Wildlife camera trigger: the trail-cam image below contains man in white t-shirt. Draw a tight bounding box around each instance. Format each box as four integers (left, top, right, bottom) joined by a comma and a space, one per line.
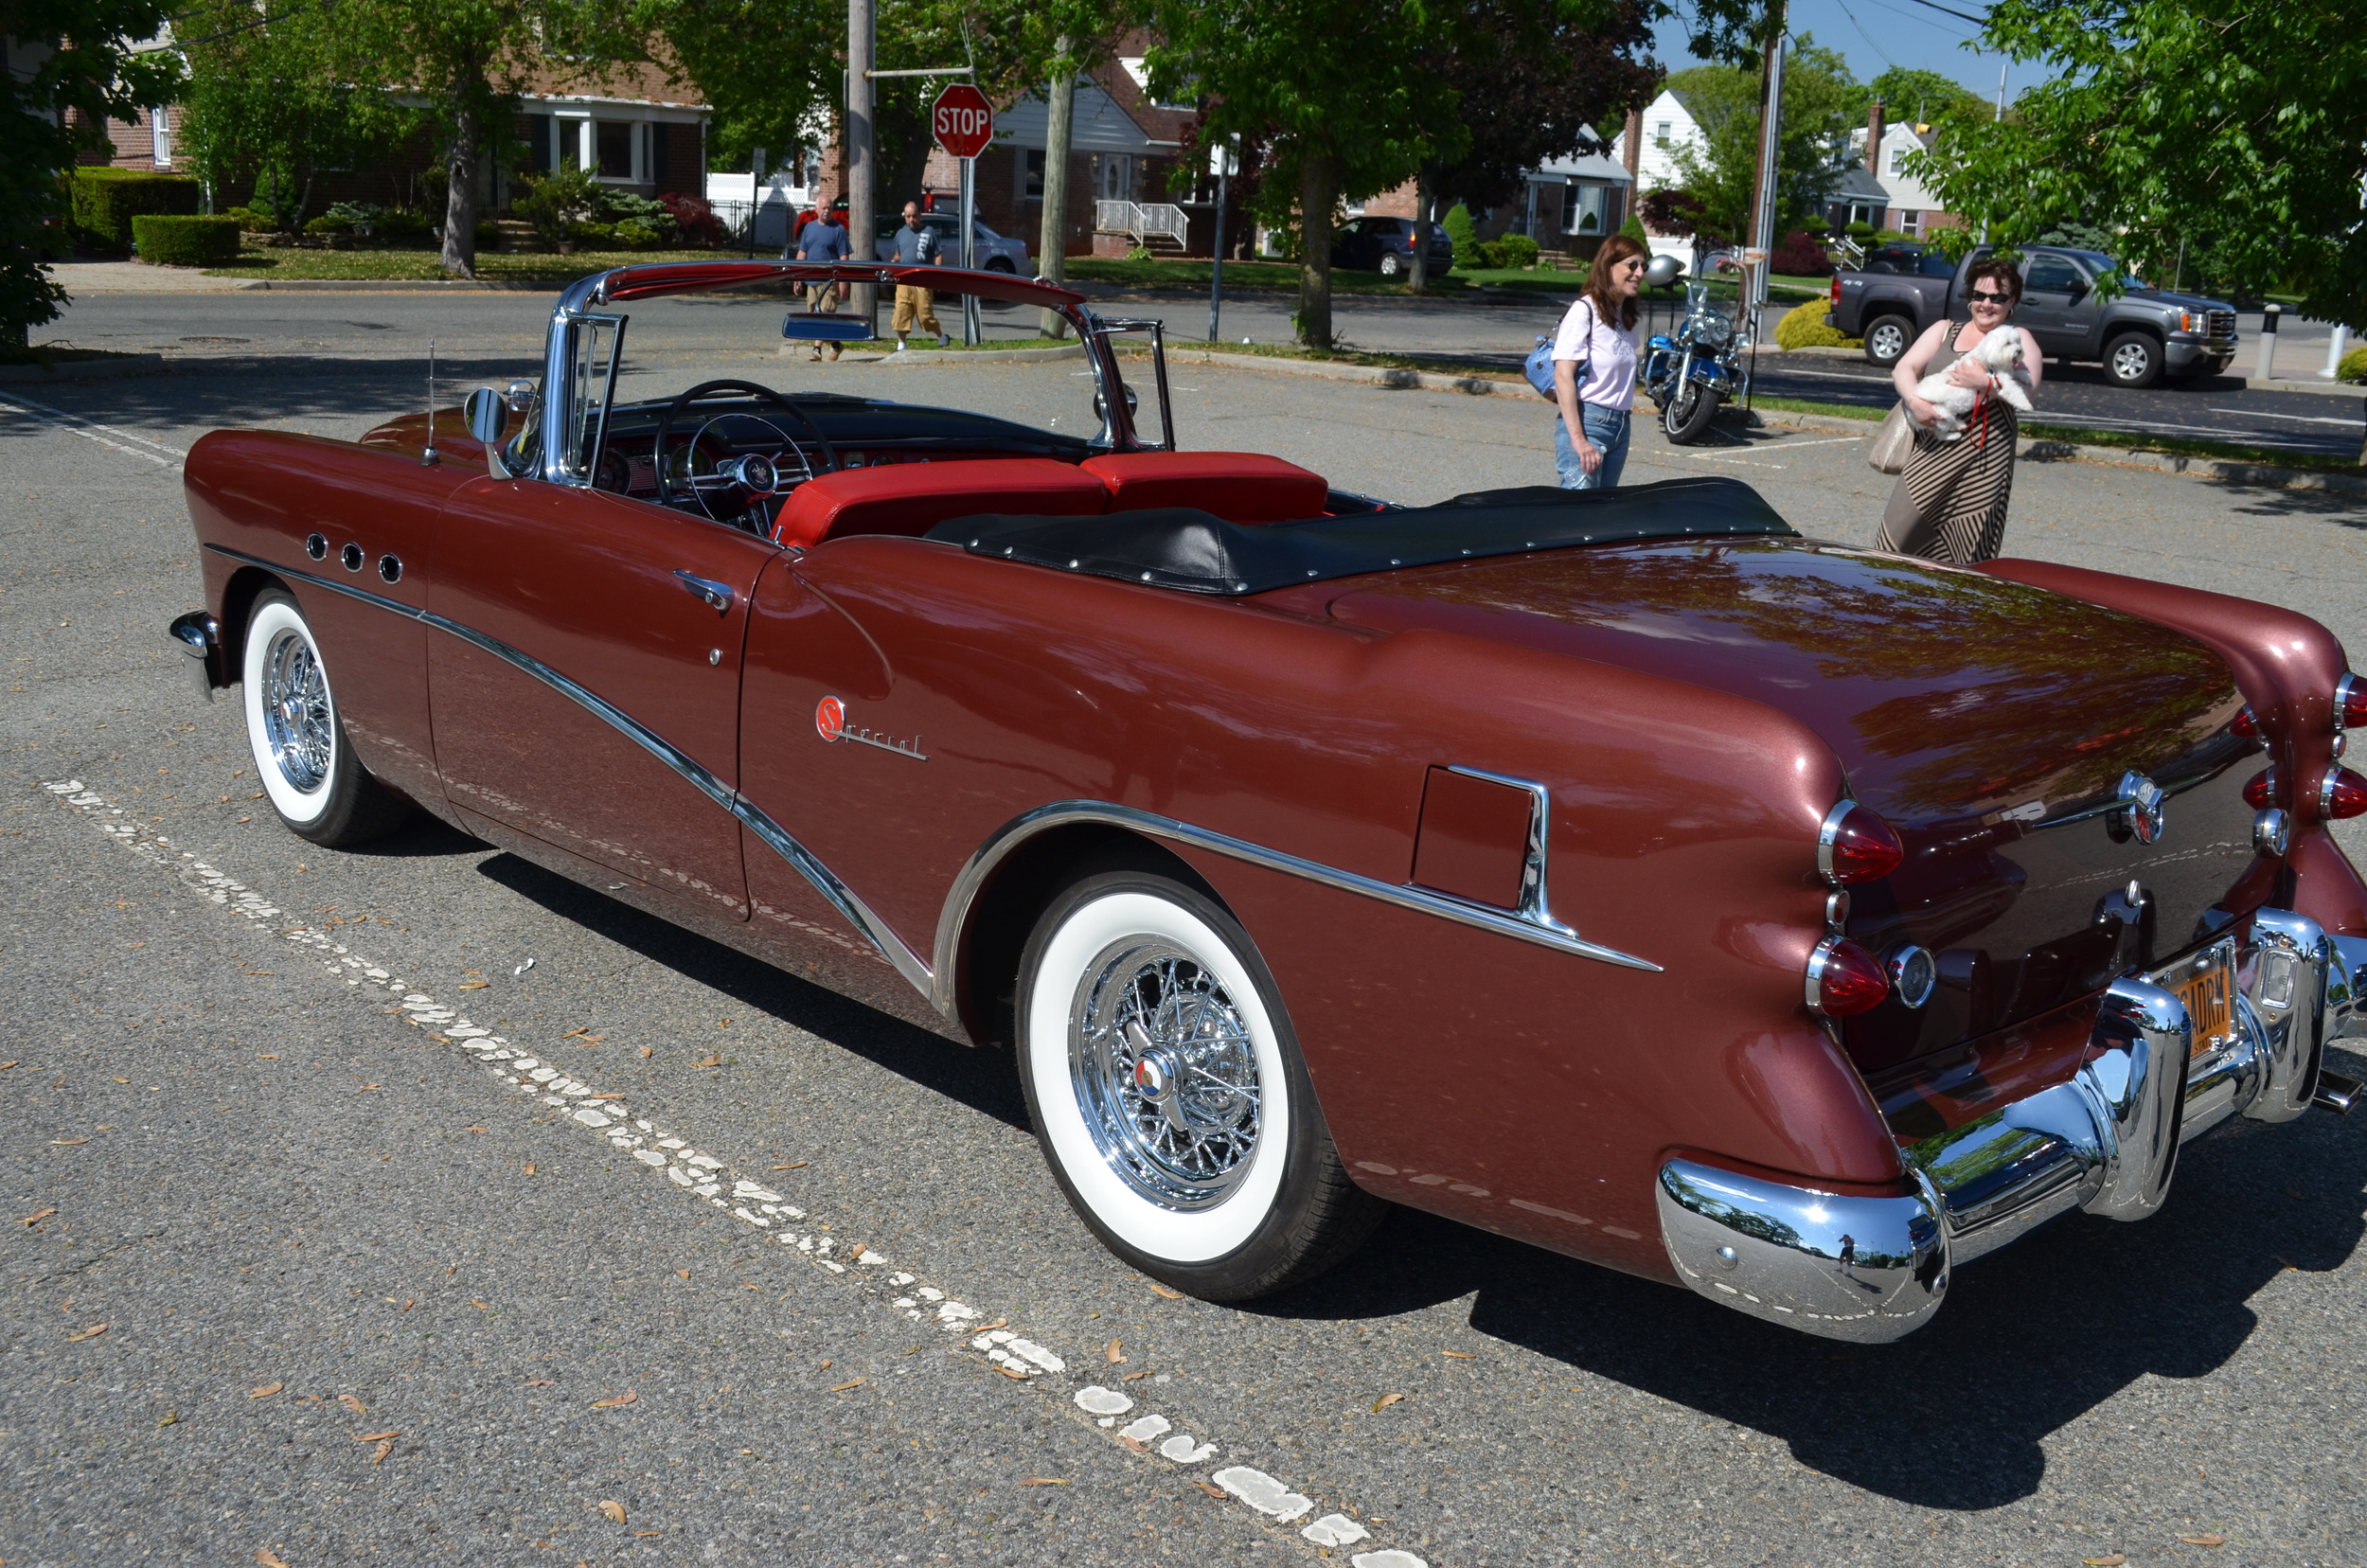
1551, 239, 1647, 489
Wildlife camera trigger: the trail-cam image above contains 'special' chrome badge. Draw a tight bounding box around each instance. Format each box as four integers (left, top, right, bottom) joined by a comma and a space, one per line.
813, 694, 927, 761
2114, 770, 2166, 845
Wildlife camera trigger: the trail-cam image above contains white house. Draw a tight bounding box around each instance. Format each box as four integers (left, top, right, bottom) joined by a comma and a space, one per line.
1848, 105, 1952, 239
1633, 89, 1704, 194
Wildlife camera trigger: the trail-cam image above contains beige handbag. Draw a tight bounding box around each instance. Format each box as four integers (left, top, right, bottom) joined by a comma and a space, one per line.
1868, 402, 1917, 474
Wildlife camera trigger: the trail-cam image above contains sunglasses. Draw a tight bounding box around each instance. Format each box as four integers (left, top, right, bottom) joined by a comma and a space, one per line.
1967, 290, 2015, 304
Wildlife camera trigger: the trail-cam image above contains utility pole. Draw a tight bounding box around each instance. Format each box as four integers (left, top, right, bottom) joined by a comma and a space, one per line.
1743, 0, 1788, 327
846, 0, 877, 338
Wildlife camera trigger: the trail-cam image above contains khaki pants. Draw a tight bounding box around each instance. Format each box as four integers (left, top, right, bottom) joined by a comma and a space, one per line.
892, 285, 940, 337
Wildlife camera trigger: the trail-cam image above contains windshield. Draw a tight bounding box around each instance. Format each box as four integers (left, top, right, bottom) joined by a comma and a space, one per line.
2066, 249, 2148, 290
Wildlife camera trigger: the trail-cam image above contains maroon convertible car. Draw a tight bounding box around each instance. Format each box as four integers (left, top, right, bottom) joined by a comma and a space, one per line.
169, 260, 2367, 1342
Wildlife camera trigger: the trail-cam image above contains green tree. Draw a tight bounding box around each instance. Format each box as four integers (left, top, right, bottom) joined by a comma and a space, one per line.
1916, 0, 2367, 329
1664, 39, 1856, 245
1146, 0, 1466, 347
179, 0, 389, 232
1847, 66, 1988, 134
2, 0, 182, 353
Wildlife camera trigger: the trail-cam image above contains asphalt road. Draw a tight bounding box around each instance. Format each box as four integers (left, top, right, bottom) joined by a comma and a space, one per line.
6, 329, 2367, 1567
49, 285, 2367, 461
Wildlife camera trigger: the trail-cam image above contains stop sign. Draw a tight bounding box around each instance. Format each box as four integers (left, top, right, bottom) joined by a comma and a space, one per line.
932, 82, 993, 160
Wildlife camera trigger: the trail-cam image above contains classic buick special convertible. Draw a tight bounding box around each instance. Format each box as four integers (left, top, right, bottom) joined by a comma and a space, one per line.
170, 260, 2367, 1342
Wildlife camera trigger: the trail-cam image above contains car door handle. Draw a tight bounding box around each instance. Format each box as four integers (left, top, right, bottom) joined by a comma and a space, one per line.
674, 570, 734, 613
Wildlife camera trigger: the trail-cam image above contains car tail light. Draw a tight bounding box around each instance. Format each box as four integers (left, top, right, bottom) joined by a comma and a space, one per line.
2339, 674, 2365, 730
2323, 767, 2367, 819
1806, 936, 1889, 1017
1817, 800, 1904, 883
1829, 276, 1842, 306
2231, 704, 2261, 743
2243, 768, 2280, 809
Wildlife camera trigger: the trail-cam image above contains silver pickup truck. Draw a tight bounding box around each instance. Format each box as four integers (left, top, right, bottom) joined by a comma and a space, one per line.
1830, 243, 2238, 388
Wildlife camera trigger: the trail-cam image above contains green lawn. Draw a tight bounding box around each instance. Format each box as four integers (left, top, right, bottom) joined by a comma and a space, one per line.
1062, 256, 1830, 304
1751, 393, 2358, 474
204, 247, 730, 282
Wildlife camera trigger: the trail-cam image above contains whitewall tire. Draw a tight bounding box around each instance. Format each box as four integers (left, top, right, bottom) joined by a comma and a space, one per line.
1016, 866, 1383, 1300
240, 589, 408, 846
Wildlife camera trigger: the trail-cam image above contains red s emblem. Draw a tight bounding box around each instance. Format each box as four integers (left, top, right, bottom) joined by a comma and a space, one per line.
814, 695, 845, 741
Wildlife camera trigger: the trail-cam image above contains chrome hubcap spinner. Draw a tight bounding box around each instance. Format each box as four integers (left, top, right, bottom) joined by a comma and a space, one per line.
260, 627, 332, 793
1071, 938, 1261, 1210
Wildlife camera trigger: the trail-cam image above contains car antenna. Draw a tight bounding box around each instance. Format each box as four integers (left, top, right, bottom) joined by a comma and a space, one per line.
421, 338, 438, 467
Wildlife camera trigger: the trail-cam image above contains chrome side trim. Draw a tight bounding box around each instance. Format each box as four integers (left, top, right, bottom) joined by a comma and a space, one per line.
1441, 763, 1584, 945
1654, 1159, 1950, 1343
168, 610, 222, 703
929, 799, 1662, 1020
204, 543, 935, 1000
1814, 798, 1855, 882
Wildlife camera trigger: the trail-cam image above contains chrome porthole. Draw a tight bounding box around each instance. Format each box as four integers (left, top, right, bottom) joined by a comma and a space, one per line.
1889, 944, 1938, 1009
340, 542, 365, 572
1069, 938, 1262, 1210
378, 552, 402, 583
258, 626, 333, 793
305, 532, 329, 561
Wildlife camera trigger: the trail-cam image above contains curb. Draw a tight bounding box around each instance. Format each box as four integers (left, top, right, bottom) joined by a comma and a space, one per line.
1166, 347, 1536, 399
2241, 376, 2365, 399
205, 276, 558, 292
1752, 408, 2367, 496
871, 344, 1087, 365
0, 353, 167, 383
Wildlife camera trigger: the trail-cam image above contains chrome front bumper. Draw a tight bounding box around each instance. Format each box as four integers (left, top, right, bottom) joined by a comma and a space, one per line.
1659, 907, 2367, 1342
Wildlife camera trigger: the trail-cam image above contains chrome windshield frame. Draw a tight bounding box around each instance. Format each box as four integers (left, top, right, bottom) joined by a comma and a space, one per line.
530, 261, 1161, 489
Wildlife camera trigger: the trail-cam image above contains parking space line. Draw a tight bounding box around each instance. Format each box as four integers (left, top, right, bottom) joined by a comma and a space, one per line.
39, 775, 1423, 1568
0, 390, 187, 468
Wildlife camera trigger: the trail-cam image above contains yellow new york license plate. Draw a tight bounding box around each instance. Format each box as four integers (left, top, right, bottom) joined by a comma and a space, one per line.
2177, 962, 2234, 1058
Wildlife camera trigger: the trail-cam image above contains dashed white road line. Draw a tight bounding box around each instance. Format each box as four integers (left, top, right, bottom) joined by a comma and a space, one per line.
41, 777, 1427, 1567
0, 390, 187, 468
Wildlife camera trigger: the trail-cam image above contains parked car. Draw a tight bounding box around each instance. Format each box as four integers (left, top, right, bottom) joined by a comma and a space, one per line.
1858, 242, 1956, 277
871, 210, 1031, 274
169, 258, 2367, 1345
1331, 215, 1454, 276
1830, 243, 2238, 387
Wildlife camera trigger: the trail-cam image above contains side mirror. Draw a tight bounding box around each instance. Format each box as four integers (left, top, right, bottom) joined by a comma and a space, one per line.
504, 379, 537, 413
2064, 279, 2087, 302
1092, 383, 1140, 422
1644, 254, 1685, 289
464, 385, 507, 444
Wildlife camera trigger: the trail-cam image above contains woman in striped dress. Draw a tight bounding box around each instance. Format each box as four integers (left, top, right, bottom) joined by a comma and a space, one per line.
1877, 258, 2045, 563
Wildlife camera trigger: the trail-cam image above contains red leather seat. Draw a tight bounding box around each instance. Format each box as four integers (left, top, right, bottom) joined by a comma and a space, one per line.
774, 458, 1108, 548
1082, 451, 1329, 524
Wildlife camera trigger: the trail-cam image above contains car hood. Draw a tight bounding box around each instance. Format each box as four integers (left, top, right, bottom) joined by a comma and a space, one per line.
2129, 287, 2235, 313
1326, 537, 2261, 1070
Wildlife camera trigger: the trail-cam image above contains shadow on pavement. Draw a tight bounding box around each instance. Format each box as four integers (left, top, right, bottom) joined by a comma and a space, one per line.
2214, 483, 2367, 524
1248, 1051, 2367, 1511
469, 850, 1033, 1133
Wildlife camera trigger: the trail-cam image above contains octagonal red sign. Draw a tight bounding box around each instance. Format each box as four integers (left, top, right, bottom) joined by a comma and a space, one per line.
932, 83, 994, 160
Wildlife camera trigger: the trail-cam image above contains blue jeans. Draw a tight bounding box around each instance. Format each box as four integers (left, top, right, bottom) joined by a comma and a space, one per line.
1555, 404, 1630, 490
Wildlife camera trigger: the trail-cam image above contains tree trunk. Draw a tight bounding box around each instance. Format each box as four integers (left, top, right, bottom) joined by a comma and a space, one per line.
1037, 51, 1077, 340
846, 0, 876, 332
1407, 161, 1435, 295
1295, 145, 1337, 349
441, 98, 479, 278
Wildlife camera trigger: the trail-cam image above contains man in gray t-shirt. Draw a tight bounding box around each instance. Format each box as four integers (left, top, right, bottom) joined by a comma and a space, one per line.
792, 201, 853, 360
891, 202, 948, 349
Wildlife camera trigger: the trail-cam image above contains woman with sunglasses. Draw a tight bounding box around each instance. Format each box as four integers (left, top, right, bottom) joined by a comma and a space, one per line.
1876, 258, 2045, 563
1551, 235, 1650, 489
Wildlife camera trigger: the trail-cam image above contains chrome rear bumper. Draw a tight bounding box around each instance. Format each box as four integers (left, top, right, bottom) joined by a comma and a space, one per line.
1659, 907, 2363, 1342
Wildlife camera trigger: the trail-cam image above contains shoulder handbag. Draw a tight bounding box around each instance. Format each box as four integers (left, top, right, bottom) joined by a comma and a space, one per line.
1526, 298, 1592, 401
1868, 402, 1917, 473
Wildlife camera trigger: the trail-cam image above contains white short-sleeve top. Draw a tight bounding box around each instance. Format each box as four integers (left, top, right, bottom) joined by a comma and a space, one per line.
1551, 294, 1641, 410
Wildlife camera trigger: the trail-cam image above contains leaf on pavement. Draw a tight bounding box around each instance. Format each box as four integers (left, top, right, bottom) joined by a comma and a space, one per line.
591, 1390, 638, 1408
1105, 1339, 1125, 1363
354, 1430, 400, 1442
522, 1164, 537, 1176
675, 1270, 689, 1280
692, 1055, 722, 1068
1371, 1393, 1404, 1413
597, 1500, 628, 1524
1120, 1370, 1153, 1381
249, 1381, 283, 1399
996, 1364, 1030, 1380
457, 981, 489, 989
771, 1162, 807, 1170
20, 1207, 57, 1226
66, 1323, 107, 1343
0, 1060, 18, 1069
524, 1380, 555, 1388
1148, 1283, 1185, 1300
828, 1379, 865, 1393
1443, 1350, 1474, 1359
1194, 1480, 1227, 1500
158, 1410, 179, 1427
2179, 1536, 2225, 1547
2083, 1556, 2127, 1566
370, 1438, 392, 1465
256, 1549, 291, 1568
337, 1394, 367, 1415
1020, 1478, 1068, 1487
472, 1300, 492, 1310
50, 1138, 90, 1147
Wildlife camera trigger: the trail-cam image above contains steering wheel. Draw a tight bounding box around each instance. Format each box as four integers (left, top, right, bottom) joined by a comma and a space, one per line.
651, 379, 839, 518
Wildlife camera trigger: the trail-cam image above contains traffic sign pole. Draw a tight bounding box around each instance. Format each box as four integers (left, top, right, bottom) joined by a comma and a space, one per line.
930, 81, 994, 348
959, 156, 980, 346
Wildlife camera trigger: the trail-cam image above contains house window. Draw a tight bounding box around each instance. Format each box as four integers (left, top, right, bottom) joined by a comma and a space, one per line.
1897, 209, 1922, 237
558, 116, 586, 170
1654, 121, 1671, 146
1096, 153, 1133, 203
595, 120, 634, 180
149, 106, 171, 167
1886, 147, 1905, 176
1564, 183, 1610, 236
1020, 148, 1044, 200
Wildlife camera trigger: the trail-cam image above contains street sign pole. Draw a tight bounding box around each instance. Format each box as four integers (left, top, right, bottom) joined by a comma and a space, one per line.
1206, 136, 1237, 344
959, 155, 980, 346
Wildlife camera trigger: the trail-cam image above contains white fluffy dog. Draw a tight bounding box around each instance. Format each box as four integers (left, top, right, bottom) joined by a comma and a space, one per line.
1913, 327, 2035, 439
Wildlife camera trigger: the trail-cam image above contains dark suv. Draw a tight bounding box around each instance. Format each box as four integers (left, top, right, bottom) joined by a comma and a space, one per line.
1332, 216, 1455, 277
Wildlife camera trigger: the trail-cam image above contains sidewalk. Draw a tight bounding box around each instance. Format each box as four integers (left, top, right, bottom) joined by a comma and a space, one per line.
47, 259, 263, 294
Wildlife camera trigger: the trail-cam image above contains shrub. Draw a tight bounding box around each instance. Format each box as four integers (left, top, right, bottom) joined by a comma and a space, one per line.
570, 220, 617, 247
474, 220, 503, 252
1441, 204, 1479, 257
1773, 300, 1861, 350
304, 213, 352, 235
1494, 234, 1540, 271
373, 210, 432, 244
1771, 229, 1832, 277
71, 169, 201, 251
514, 168, 601, 249
598, 189, 678, 239
1619, 214, 1648, 244
224, 205, 274, 231
2340, 345, 2367, 385
657, 192, 724, 247
132, 214, 241, 267
613, 219, 662, 250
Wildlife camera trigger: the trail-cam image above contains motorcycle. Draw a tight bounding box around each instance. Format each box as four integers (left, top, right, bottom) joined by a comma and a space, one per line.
1639, 256, 1752, 445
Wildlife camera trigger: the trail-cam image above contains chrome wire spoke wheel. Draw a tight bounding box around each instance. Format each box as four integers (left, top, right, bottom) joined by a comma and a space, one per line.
1072, 940, 1262, 1210
260, 628, 332, 793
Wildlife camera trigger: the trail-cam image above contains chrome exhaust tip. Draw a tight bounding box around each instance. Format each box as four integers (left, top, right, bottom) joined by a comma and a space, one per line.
2313, 1071, 2362, 1115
